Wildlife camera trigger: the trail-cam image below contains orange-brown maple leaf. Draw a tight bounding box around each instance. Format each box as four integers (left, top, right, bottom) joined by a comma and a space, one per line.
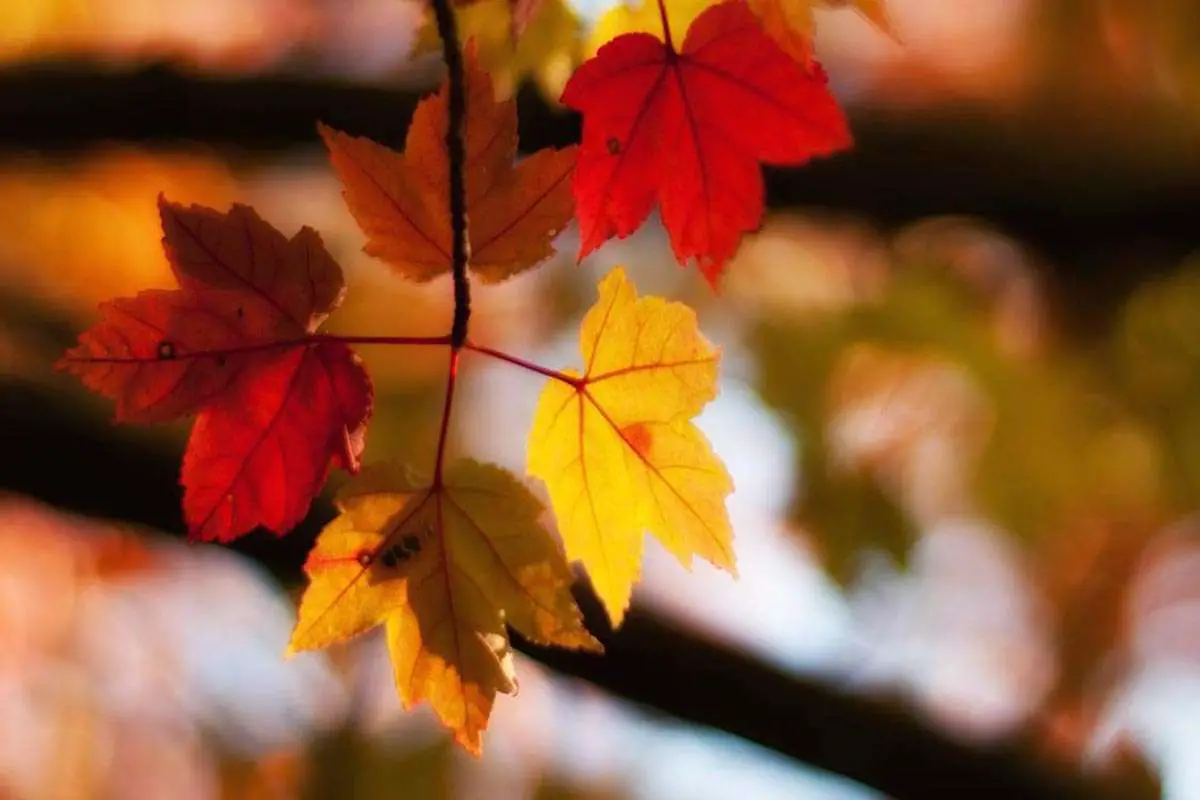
289, 459, 598, 754
561, 0, 852, 288
58, 198, 373, 543
322, 47, 577, 284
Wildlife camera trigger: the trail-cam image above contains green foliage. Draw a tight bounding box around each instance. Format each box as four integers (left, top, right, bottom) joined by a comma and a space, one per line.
752, 263, 1144, 579
1115, 260, 1200, 509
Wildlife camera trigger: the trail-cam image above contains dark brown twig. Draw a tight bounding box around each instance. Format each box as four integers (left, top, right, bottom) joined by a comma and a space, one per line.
428, 0, 471, 349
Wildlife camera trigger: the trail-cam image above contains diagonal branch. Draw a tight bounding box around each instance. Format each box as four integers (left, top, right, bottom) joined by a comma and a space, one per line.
0, 364, 1114, 799
1, 60, 1194, 337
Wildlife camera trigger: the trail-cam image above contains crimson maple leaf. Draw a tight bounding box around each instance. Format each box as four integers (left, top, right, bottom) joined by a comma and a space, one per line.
58, 198, 373, 543
562, 0, 852, 287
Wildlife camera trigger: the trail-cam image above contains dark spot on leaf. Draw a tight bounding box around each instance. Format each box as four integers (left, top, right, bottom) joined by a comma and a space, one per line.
606, 136, 621, 155
620, 421, 654, 457
236, 306, 245, 319
380, 548, 400, 569
215, 355, 227, 368
156, 341, 176, 360
402, 535, 421, 554
355, 550, 372, 567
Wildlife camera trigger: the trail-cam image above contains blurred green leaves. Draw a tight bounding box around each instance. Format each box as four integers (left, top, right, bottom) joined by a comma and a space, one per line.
752, 257, 1168, 584
1116, 259, 1200, 509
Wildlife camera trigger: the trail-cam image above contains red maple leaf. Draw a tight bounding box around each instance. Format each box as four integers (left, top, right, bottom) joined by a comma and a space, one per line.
58, 198, 373, 543
562, 0, 852, 287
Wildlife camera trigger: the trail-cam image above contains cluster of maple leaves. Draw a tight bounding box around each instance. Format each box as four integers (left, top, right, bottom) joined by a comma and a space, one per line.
58, 0, 873, 753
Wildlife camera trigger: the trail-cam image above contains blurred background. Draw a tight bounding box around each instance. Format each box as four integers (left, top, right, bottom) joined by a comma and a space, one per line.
4, 0, 1200, 797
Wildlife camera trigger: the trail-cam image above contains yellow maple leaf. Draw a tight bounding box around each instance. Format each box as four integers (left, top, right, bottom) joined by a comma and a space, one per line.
320, 48, 576, 284
288, 459, 599, 755
527, 267, 736, 625
414, 0, 583, 101
584, 0, 711, 56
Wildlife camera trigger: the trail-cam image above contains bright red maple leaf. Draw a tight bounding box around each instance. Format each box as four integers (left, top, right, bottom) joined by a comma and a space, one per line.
58, 197, 373, 543
562, 0, 853, 287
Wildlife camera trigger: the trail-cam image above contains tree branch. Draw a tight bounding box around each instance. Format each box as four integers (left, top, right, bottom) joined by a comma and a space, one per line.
0, 368, 1111, 799
1, 59, 1195, 337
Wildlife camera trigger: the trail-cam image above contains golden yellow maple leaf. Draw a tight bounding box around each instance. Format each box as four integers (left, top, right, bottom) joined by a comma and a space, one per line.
527, 267, 736, 625
415, 0, 583, 101
320, 48, 576, 284
288, 459, 599, 754
584, 0, 711, 56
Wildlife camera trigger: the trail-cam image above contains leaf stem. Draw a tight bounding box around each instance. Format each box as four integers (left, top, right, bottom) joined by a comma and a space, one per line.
321, 334, 451, 347
463, 341, 582, 387
58, 333, 452, 365
432, 348, 461, 486
429, 0, 471, 349
655, 0, 675, 51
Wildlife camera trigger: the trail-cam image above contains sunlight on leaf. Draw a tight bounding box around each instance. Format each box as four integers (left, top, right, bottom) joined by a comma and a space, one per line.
563, 0, 852, 287
585, 0, 710, 56
528, 267, 735, 624
289, 459, 598, 755
323, 48, 576, 284
57, 198, 373, 543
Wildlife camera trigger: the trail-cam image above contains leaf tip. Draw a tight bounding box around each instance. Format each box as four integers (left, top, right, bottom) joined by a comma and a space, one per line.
315, 119, 339, 143
578, 631, 605, 654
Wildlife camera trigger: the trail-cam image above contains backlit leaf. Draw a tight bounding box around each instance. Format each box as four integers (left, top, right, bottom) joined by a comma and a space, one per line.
288, 459, 598, 754
58, 198, 373, 543
562, 0, 852, 288
323, 49, 576, 284
527, 267, 735, 624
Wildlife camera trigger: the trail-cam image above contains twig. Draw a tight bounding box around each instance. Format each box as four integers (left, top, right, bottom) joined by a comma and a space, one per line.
428, 0, 471, 349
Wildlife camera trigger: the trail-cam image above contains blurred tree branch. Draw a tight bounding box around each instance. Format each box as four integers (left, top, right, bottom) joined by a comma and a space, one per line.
1, 296, 1113, 800
2, 59, 1200, 335
0, 377, 1111, 799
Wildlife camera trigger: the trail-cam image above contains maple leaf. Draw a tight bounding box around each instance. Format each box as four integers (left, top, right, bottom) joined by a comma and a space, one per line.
58, 198, 373, 543
562, 0, 852, 289
323, 50, 576, 284
527, 267, 735, 624
748, 0, 896, 65
288, 459, 599, 754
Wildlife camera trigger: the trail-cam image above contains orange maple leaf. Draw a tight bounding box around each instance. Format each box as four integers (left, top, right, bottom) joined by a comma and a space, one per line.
527, 267, 736, 624
288, 459, 599, 754
321, 47, 577, 284
58, 198, 373, 543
